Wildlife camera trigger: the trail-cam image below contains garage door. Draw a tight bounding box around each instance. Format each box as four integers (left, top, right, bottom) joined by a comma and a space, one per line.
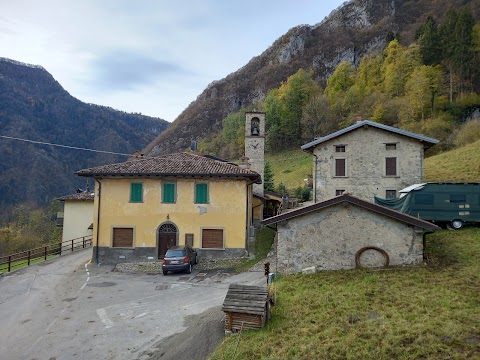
112, 228, 134, 247
202, 229, 224, 248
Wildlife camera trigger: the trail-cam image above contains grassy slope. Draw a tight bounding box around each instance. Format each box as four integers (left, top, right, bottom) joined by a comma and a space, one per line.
210, 229, 480, 359
266, 149, 313, 191
425, 140, 480, 182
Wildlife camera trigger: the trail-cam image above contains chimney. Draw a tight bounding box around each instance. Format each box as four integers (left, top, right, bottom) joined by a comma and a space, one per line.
238, 155, 250, 169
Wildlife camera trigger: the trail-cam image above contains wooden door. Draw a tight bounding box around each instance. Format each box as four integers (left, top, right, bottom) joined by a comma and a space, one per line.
158, 223, 178, 258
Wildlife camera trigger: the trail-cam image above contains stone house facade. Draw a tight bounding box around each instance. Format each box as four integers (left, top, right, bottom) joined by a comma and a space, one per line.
262, 194, 440, 274
301, 120, 438, 202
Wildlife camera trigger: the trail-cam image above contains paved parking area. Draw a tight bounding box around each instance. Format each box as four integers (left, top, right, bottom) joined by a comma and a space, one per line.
0, 249, 266, 360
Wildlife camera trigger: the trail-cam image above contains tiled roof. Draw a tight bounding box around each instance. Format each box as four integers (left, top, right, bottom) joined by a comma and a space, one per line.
76, 152, 262, 183
261, 193, 440, 231
57, 192, 94, 201
301, 120, 439, 151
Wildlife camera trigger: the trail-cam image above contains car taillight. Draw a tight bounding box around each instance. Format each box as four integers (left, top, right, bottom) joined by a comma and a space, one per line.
184, 256, 189, 263
162, 258, 167, 264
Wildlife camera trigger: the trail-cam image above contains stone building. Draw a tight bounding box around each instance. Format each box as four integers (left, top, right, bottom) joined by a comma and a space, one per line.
262, 194, 440, 274
245, 111, 266, 197
301, 120, 438, 202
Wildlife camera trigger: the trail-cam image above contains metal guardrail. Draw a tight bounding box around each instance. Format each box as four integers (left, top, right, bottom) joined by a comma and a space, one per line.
0, 235, 93, 273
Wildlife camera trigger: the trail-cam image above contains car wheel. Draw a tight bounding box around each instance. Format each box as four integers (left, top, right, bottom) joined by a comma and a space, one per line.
450, 219, 464, 230
163, 270, 168, 275
186, 263, 192, 274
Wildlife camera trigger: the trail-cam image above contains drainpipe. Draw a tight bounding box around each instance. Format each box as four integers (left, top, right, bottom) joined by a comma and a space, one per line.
94, 178, 102, 265
313, 153, 318, 203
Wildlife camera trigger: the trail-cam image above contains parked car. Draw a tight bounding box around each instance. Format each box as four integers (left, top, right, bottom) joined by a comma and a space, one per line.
162, 245, 198, 275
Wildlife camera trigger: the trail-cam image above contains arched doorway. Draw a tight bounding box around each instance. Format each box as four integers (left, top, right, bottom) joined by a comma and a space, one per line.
157, 222, 178, 258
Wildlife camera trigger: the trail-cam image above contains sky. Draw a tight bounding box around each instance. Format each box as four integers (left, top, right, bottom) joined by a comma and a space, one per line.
1, 1, 345, 122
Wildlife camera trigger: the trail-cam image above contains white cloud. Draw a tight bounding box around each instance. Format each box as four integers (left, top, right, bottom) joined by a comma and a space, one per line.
0, 0, 345, 122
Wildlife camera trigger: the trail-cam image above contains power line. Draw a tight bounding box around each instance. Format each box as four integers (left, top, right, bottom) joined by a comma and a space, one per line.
0, 135, 132, 156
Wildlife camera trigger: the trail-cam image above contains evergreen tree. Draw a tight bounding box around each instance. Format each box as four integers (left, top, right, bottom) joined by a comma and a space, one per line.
263, 161, 275, 192
418, 16, 442, 65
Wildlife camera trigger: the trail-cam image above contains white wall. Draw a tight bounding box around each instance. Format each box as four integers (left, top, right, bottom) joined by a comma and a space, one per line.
62, 200, 94, 242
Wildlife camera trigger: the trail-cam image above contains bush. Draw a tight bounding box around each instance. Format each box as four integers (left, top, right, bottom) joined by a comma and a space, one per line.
453, 119, 480, 148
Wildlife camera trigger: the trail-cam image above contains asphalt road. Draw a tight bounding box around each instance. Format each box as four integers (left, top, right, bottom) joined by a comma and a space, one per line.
0, 249, 266, 360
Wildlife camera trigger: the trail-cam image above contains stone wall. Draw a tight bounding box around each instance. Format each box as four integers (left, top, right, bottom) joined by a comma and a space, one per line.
94, 246, 246, 265
276, 202, 424, 274
313, 126, 424, 202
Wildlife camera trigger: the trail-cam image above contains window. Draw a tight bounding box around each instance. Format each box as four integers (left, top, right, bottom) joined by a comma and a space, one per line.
336, 190, 345, 196
162, 182, 176, 203
335, 145, 346, 152
202, 229, 223, 248
386, 190, 397, 199
415, 194, 434, 205
385, 157, 397, 176
385, 143, 397, 150
112, 227, 134, 247
335, 158, 346, 177
130, 183, 143, 202
450, 194, 466, 203
195, 183, 209, 203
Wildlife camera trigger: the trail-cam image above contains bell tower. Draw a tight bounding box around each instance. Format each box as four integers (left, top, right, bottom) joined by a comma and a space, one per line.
245, 111, 265, 196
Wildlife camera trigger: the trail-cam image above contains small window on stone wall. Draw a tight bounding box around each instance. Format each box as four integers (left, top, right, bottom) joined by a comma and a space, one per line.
386, 190, 397, 199
336, 190, 345, 196
335, 145, 346, 152
385, 143, 397, 150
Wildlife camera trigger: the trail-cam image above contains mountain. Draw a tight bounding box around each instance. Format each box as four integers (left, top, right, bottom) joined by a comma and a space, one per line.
145, 0, 480, 156
0, 58, 169, 206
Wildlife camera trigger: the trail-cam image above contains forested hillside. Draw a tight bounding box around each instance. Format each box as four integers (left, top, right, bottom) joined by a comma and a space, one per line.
199, 7, 480, 167
146, 0, 480, 157
0, 58, 169, 207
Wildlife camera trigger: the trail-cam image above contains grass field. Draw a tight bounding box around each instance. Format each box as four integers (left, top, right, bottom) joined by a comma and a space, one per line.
210, 228, 480, 359
266, 149, 313, 191
425, 140, 480, 182
0, 254, 56, 273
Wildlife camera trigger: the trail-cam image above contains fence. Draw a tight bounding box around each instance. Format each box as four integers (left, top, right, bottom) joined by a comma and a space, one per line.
0, 235, 93, 273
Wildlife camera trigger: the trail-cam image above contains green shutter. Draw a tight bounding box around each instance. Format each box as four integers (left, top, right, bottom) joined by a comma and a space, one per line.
163, 183, 175, 203
195, 183, 208, 203
130, 183, 143, 202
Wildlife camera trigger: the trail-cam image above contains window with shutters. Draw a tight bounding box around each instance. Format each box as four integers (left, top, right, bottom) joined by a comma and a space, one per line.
112, 227, 134, 248
162, 182, 176, 203
334, 158, 347, 177
201, 229, 224, 248
385, 157, 397, 176
130, 183, 143, 202
195, 183, 209, 204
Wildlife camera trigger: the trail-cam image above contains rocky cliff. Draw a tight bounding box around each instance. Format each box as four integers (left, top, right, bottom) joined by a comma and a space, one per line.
145, 0, 479, 156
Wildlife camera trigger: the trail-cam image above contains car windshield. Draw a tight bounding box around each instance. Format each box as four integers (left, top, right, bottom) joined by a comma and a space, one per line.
165, 250, 185, 257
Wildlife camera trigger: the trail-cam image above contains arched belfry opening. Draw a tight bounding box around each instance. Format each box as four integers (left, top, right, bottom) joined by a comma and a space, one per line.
251, 117, 260, 136
157, 222, 178, 258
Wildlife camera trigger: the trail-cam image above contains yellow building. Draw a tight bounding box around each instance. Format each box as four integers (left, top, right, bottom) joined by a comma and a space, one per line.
77, 152, 261, 264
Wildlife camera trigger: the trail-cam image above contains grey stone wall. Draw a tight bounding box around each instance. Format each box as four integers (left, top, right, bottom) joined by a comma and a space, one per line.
276, 202, 424, 274
245, 112, 265, 196
93, 247, 247, 265
313, 126, 424, 202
